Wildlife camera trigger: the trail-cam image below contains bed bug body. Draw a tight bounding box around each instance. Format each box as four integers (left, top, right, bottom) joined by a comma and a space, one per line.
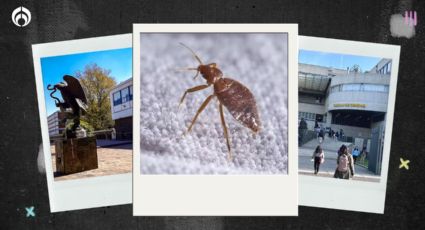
178, 43, 261, 160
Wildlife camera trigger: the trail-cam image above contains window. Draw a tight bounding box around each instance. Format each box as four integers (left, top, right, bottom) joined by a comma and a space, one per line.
331, 85, 342, 93
363, 84, 387, 92
121, 87, 129, 103
342, 84, 360, 91
378, 62, 392, 75
299, 111, 316, 121
331, 83, 389, 93
129, 85, 133, 100
113, 91, 121, 106
387, 62, 391, 74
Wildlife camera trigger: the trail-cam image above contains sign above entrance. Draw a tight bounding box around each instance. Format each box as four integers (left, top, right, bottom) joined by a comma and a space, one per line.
333, 103, 366, 108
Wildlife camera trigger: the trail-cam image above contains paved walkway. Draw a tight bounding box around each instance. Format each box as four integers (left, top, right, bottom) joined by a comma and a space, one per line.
96, 139, 132, 148
299, 147, 380, 183
302, 137, 353, 155
51, 143, 132, 181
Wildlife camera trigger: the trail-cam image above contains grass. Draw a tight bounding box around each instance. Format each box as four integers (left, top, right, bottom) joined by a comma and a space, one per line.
356, 157, 369, 168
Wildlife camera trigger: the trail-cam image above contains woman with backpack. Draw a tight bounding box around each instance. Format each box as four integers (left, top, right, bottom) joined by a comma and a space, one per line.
312, 145, 325, 175
334, 145, 355, 179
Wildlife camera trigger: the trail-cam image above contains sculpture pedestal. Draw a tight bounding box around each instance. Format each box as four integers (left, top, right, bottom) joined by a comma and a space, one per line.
55, 136, 98, 175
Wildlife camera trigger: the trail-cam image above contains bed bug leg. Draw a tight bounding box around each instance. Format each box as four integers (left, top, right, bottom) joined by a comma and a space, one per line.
219, 103, 232, 160
178, 84, 210, 108
184, 94, 215, 135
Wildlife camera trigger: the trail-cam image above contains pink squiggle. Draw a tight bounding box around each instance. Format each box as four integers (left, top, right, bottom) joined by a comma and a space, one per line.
404, 11, 417, 27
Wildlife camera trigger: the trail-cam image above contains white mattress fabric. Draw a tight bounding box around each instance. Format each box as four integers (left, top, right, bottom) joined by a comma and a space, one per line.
139, 33, 288, 174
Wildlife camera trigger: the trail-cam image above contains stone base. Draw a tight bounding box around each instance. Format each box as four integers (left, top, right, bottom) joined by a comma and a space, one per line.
55, 136, 98, 175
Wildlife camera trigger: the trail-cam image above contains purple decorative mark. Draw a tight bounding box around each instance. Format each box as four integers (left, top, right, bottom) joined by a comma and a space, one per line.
404, 11, 417, 27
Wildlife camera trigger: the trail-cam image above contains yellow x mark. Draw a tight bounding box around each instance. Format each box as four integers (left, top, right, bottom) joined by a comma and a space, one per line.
399, 158, 410, 170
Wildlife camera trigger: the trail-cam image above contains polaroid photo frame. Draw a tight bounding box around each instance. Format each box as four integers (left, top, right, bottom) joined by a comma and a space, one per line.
298, 36, 400, 213
133, 24, 298, 216
32, 34, 132, 212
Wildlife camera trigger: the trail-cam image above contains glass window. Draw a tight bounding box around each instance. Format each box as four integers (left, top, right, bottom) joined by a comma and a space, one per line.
364, 84, 385, 92
113, 91, 121, 106
299, 112, 320, 121
129, 85, 133, 100
342, 84, 360, 91
121, 87, 129, 103
331, 83, 389, 93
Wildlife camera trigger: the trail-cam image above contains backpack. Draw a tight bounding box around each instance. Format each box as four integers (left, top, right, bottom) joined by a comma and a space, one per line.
338, 154, 349, 172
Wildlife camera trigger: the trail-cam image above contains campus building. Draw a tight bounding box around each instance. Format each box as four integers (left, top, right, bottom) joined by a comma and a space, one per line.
47, 111, 66, 137
109, 78, 133, 140
299, 59, 392, 174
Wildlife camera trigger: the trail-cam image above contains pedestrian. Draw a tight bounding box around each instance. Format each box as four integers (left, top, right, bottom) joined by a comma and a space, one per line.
298, 118, 308, 145
318, 129, 325, 144
352, 147, 360, 163
334, 145, 355, 179
314, 121, 320, 139
312, 145, 325, 175
299, 118, 307, 130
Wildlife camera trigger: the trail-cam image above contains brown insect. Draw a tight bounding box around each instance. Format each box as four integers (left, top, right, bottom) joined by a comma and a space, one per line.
178, 43, 261, 160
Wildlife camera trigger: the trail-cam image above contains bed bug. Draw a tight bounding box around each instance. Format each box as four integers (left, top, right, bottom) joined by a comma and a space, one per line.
178, 43, 261, 160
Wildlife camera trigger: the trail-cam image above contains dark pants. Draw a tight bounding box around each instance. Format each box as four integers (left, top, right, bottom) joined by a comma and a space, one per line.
314, 157, 321, 174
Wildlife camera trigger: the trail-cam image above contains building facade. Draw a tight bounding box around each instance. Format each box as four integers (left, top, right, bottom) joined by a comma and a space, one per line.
47, 111, 66, 137
109, 78, 133, 140
299, 59, 392, 174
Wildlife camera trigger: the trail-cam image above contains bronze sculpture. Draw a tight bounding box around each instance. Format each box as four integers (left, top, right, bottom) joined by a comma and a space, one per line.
47, 75, 98, 175
47, 75, 88, 138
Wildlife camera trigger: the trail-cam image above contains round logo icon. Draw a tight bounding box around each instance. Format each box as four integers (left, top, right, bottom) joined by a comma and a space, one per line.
12, 6, 31, 27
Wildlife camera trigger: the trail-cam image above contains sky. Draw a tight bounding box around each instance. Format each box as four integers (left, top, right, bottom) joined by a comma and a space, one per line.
41, 48, 132, 115
299, 50, 382, 71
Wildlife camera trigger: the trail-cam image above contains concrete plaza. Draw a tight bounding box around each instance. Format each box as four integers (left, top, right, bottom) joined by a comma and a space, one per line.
51, 142, 132, 181
299, 139, 380, 183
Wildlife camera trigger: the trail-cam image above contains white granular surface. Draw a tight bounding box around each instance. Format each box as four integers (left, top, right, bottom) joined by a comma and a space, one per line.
140, 33, 288, 174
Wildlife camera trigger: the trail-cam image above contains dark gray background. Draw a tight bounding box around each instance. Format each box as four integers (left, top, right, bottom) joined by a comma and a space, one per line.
1, 0, 424, 229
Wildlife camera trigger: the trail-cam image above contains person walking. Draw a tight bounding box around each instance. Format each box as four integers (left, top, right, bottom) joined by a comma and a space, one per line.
318, 129, 325, 144
352, 147, 360, 163
334, 145, 355, 179
298, 118, 308, 145
312, 145, 325, 175
314, 121, 320, 139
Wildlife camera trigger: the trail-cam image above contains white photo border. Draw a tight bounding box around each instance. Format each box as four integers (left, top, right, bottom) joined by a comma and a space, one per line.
32, 34, 132, 212
133, 24, 298, 216
298, 36, 400, 214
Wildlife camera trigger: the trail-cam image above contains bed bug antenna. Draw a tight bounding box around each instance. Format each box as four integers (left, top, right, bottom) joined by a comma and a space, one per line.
174, 67, 198, 72
179, 43, 203, 65
174, 67, 200, 80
